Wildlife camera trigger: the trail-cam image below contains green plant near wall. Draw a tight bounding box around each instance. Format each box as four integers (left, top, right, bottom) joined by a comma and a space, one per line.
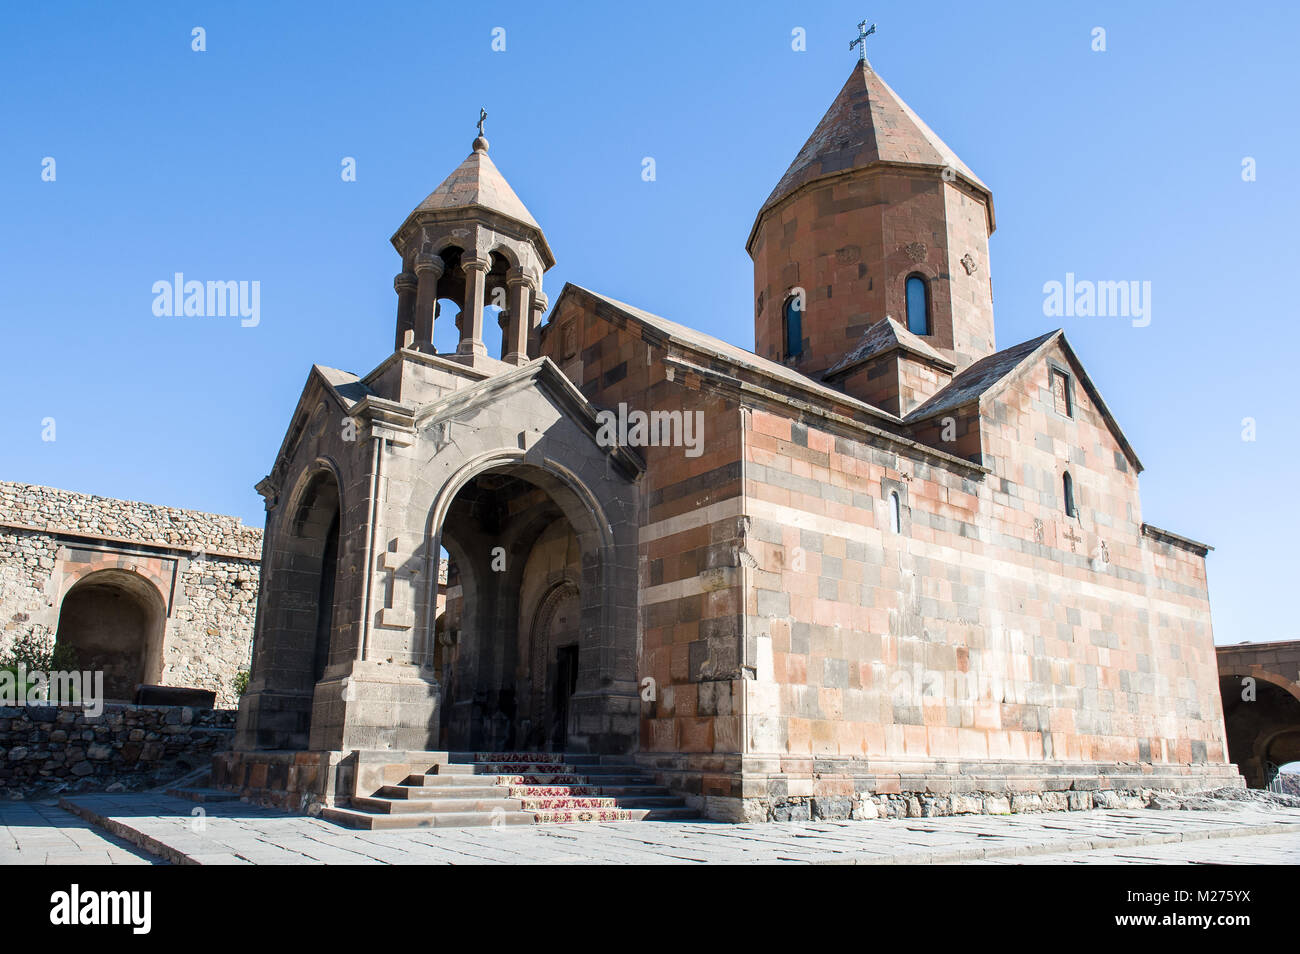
233, 670, 250, 697
0, 631, 82, 702
0, 630, 78, 672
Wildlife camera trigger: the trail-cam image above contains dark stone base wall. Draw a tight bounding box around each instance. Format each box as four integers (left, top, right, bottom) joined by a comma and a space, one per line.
210, 749, 447, 813
211, 749, 352, 813
636, 751, 1245, 822
0, 703, 235, 796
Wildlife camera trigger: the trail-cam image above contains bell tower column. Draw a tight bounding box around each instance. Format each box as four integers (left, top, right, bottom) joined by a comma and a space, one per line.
527, 289, 548, 359
503, 271, 533, 366
458, 254, 490, 359
412, 252, 444, 348
388, 112, 555, 365
393, 271, 417, 351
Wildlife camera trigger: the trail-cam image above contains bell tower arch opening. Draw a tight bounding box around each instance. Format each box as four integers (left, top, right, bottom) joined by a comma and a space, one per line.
388, 120, 553, 370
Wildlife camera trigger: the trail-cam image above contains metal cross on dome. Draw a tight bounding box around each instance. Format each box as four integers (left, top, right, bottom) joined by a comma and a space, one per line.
477, 107, 487, 137
850, 19, 876, 60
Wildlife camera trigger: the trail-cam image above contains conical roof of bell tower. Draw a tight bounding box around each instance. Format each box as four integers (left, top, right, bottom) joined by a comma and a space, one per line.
749, 58, 993, 249
391, 130, 554, 269
412, 136, 542, 230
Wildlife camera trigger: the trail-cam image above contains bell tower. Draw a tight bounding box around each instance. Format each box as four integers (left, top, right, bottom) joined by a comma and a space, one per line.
748, 33, 996, 400
390, 112, 554, 369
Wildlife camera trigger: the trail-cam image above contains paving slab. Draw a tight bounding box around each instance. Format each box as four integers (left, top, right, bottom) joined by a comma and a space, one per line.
0, 800, 161, 865
22, 793, 1297, 865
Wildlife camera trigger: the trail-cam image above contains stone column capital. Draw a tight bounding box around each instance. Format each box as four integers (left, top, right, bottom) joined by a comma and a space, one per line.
414, 253, 444, 277
461, 254, 491, 274
506, 268, 538, 289
394, 271, 418, 293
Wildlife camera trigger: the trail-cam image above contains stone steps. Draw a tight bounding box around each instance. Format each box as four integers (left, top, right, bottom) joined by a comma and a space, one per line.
323, 751, 697, 830
381, 783, 507, 799
320, 807, 536, 830
165, 786, 243, 803
351, 795, 524, 815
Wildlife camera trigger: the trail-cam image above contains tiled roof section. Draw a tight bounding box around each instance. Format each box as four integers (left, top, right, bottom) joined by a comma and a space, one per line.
906, 331, 1057, 423
566, 285, 899, 422
413, 148, 541, 231
826, 317, 955, 377
905, 329, 1144, 472
759, 60, 989, 220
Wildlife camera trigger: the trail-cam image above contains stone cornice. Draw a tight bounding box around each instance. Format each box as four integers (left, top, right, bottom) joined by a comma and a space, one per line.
747, 161, 995, 254
351, 395, 418, 447
1141, 523, 1213, 556
0, 520, 261, 562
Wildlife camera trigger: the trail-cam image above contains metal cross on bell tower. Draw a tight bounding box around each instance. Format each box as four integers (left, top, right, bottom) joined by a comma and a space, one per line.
477, 107, 487, 138
850, 19, 876, 61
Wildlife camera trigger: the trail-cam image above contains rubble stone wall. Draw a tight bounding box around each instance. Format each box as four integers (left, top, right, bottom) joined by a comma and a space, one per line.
0, 703, 236, 796
0, 482, 262, 707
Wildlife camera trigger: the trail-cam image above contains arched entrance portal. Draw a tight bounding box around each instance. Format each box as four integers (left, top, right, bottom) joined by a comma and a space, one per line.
54, 570, 166, 700
431, 459, 629, 754
237, 465, 342, 751
1219, 673, 1300, 788
529, 580, 581, 750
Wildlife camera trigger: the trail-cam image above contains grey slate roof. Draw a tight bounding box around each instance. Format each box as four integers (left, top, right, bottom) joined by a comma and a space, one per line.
565, 285, 908, 423
906, 332, 1056, 423
313, 364, 372, 409
906, 330, 1143, 472
825, 316, 956, 377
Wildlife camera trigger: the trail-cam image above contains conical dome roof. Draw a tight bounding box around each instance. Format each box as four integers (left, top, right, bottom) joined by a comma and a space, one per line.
753, 60, 992, 238
411, 137, 541, 231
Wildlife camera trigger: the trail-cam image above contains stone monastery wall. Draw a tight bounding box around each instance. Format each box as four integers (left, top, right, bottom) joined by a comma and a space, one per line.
0, 482, 262, 708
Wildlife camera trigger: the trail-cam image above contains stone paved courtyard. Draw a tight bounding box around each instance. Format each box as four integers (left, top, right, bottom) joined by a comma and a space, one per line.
2, 794, 1297, 865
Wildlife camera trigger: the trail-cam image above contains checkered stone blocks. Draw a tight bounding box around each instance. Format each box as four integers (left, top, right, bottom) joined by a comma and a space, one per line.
738, 385, 1233, 811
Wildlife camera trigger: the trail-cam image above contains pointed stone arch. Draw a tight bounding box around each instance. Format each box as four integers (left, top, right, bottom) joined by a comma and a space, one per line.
236, 459, 345, 751
423, 447, 634, 753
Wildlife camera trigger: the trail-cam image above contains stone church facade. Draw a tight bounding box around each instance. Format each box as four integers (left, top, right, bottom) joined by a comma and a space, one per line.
228, 58, 1240, 821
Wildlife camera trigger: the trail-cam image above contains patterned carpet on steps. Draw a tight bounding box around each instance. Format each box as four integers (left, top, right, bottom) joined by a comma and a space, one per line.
532, 808, 635, 823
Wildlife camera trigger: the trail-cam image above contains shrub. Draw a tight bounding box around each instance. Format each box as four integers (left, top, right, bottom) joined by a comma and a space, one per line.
0, 631, 82, 703
0, 630, 78, 673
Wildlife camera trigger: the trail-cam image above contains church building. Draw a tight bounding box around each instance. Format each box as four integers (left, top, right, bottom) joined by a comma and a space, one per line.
221, 51, 1240, 824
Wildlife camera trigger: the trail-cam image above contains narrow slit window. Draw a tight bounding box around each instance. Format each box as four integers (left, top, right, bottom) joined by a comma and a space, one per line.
784, 296, 803, 358
905, 275, 929, 335
1063, 471, 1076, 518
889, 491, 902, 533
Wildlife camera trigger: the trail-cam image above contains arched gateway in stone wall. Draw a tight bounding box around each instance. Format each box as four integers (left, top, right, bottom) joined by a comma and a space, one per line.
0, 482, 261, 709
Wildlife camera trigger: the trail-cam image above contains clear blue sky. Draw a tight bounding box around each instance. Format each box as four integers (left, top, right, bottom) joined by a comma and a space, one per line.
2, 1, 1296, 646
